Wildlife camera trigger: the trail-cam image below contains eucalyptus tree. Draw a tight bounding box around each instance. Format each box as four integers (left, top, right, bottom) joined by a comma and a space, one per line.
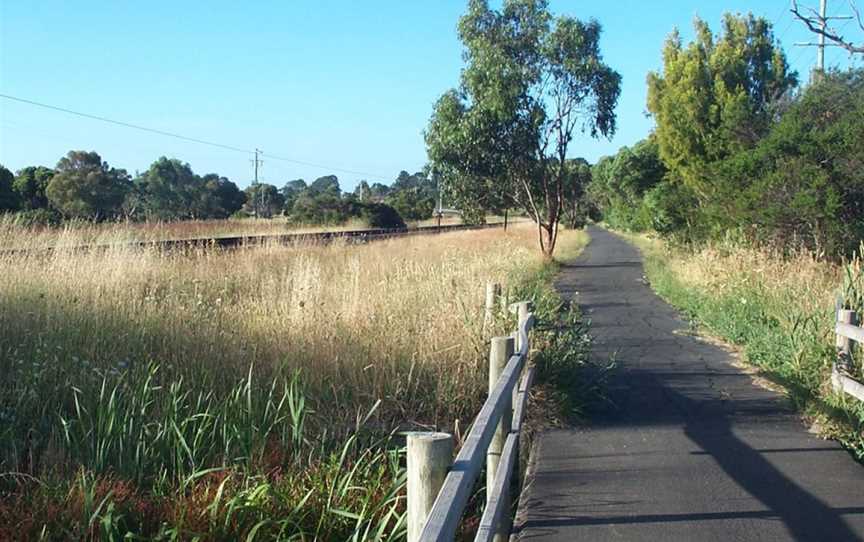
0, 165, 20, 212
426, 0, 620, 257
13, 166, 54, 210
46, 151, 131, 219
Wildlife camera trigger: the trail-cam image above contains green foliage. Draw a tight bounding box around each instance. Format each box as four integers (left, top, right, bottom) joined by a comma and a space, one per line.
243, 182, 285, 218
561, 158, 592, 229
133, 157, 203, 219
589, 139, 667, 231
426, 0, 620, 255
512, 255, 608, 424
281, 178, 308, 211
641, 177, 702, 239
283, 172, 431, 227
13, 207, 61, 226
130, 158, 246, 221
354, 180, 371, 201
12, 165, 53, 210
201, 173, 246, 219
289, 190, 346, 225
46, 151, 131, 219
0, 165, 19, 212
360, 202, 406, 229
308, 175, 341, 196
384, 170, 436, 221
714, 70, 864, 254
647, 13, 797, 201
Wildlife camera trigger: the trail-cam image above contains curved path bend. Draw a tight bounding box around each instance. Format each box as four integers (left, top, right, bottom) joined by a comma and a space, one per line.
516, 226, 864, 541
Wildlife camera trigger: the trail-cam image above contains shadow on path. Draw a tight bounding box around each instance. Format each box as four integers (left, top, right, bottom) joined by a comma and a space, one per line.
516, 226, 864, 541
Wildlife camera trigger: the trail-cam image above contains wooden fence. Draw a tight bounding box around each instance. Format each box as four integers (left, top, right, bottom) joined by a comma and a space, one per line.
406, 285, 536, 542
833, 307, 864, 402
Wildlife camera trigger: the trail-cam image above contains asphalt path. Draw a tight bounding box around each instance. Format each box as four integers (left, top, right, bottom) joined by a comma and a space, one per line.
515, 226, 864, 541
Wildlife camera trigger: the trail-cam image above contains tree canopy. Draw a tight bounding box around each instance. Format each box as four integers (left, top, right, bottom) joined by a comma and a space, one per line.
647, 14, 797, 201
13, 166, 53, 211
46, 151, 131, 219
426, 0, 621, 256
0, 165, 20, 212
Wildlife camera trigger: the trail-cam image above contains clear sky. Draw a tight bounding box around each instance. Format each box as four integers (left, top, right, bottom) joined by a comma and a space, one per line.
1, 1, 861, 191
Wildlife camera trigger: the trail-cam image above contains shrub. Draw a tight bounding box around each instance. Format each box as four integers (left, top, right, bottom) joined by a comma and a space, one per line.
360, 202, 405, 229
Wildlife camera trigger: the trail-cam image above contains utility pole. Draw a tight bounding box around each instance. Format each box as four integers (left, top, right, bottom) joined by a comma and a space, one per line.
252, 148, 262, 184
794, 0, 853, 82
250, 148, 265, 217
818, 0, 828, 72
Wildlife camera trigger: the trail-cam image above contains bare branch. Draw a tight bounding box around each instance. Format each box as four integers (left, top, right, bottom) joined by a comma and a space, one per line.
791, 0, 864, 55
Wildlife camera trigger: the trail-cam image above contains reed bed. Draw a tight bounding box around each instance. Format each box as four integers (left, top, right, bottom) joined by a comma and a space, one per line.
0, 221, 584, 539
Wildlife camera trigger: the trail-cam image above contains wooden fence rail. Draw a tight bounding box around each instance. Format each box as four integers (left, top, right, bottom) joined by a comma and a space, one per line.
832, 308, 864, 402
406, 286, 535, 542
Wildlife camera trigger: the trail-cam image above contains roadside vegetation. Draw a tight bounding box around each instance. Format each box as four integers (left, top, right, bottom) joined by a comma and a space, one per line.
583, 13, 864, 458
623, 233, 864, 460
0, 223, 587, 539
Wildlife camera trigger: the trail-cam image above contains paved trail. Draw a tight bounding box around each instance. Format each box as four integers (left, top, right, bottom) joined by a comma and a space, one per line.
516, 226, 864, 541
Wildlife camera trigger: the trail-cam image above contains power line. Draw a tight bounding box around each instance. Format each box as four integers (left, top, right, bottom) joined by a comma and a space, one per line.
261, 151, 390, 180
0, 93, 251, 155
0, 93, 395, 181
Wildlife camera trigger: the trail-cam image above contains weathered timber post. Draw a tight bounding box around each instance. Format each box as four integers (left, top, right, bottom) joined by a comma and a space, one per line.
836, 309, 858, 374
407, 432, 453, 542
485, 282, 502, 332
488, 336, 515, 541
514, 302, 531, 352
512, 302, 532, 491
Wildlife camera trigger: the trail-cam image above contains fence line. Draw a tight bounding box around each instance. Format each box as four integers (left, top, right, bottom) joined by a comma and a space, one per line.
832, 308, 864, 402
407, 285, 535, 542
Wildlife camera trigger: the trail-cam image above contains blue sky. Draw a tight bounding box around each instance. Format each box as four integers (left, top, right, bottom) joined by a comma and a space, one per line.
1, 1, 861, 191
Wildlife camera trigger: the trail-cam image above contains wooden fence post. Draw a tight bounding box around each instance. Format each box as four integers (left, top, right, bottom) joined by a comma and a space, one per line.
514, 302, 531, 351
485, 282, 502, 332
407, 432, 453, 542
487, 336, 515, 541
837, 309, 858, 373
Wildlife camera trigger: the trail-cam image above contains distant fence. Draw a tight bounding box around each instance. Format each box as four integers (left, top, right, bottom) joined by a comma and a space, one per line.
832, 307, 864, 402
406, 284, 536, 542
1, 222, 506, 257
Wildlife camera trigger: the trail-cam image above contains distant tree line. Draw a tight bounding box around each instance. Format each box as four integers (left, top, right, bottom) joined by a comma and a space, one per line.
587, 13, 864, 257
0, 151, 439, 229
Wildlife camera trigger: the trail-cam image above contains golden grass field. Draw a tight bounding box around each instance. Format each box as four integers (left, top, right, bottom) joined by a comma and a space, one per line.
0, 220, 586, 539
0, 213, 481, 250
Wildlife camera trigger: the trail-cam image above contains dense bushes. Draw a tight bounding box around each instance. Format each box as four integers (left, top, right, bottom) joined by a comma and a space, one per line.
589, 12, 863, 258
591, 69, 864, 256
360, 202, 406, 229
588, 139, 666, 231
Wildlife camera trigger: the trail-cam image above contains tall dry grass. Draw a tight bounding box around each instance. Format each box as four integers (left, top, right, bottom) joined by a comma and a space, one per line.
0, 214, 374, 250
0, 213, 482, 251
0, 221, 584, 538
